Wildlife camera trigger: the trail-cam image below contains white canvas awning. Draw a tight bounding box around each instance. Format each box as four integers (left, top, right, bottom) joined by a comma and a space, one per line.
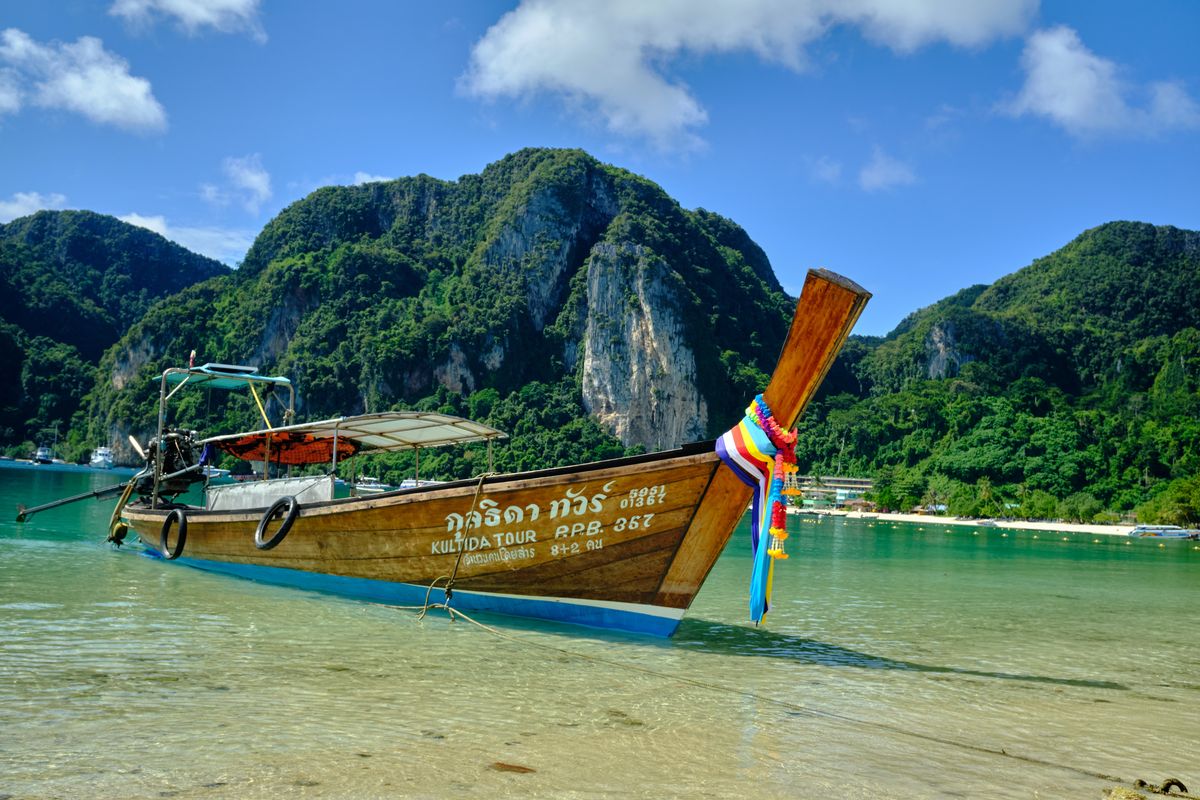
203, 412, 507, 464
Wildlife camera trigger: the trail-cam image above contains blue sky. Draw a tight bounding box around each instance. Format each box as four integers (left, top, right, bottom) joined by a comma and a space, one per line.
2, 1, 1197, 336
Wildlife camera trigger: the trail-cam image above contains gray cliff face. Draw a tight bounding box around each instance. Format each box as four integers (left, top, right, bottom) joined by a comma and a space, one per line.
106, 336, 161, 462
110, 338, 158, 392
480, 169, 619, 333
253, 288, 311, 367
435, 344, 476, 394
581, 242, 708, 451
926, 321, 974, 379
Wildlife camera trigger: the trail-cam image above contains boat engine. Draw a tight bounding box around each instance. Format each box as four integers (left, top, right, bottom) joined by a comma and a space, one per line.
133, 429, 205, 500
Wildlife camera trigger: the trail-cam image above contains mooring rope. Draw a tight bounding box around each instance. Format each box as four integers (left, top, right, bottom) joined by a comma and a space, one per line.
386, 595, 1193, 798
443, 472, 496, 601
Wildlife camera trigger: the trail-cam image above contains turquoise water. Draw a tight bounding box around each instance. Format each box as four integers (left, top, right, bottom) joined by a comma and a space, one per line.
1, 464, 1197, 799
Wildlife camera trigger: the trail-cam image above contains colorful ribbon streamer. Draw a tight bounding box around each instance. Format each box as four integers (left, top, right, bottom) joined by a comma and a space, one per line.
715, 394, 798, 624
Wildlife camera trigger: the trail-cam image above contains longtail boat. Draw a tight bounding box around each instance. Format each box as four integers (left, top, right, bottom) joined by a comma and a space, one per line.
115, 269, 869, 636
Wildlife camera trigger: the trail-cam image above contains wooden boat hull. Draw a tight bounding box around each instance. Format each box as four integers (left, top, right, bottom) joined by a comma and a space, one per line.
119, 268, 871, 636
125, 444, 726, 636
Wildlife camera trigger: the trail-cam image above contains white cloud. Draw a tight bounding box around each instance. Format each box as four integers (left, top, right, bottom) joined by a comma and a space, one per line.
353, 171, 392, 185
120, 212, 253, 265
859, 146, 916, 191
462, 0, 1035, 144
199, 182, 224, 205
1006, 26, 1200, 138
845, 0, 1034, 52
0, 190, 68, 223
119, 212, 169, 236
808, 155, 842, 185
0, 68, 21, 115
109, 0, 266, 42
0, 28, 166, 132
925, 103, 962, 131
171, 225, 255, 265
1148, 81, 1200, 130
205, 153, 272, 214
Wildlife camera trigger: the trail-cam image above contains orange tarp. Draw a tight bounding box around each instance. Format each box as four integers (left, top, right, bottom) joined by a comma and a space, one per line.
213, 431, 359, 465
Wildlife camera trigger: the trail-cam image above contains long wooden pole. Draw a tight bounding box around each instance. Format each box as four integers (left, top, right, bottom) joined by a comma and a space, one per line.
655, 268, 871, 607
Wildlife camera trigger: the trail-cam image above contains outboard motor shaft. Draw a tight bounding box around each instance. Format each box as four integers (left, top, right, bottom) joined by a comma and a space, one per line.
134, 429, 206, 500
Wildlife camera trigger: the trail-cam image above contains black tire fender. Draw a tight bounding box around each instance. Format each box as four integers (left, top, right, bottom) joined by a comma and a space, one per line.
160, 509, 187, 560
255, 495, 299, 550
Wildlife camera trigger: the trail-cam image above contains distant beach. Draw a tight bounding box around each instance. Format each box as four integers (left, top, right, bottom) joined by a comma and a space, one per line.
798, 508, 1136, 537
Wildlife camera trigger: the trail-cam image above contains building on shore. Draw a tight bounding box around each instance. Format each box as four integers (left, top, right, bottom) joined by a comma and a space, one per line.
787, 475, 874, 510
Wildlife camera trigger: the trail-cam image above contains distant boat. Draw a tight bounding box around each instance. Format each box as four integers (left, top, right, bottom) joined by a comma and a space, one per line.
786, 506, 821, 516
112, 270, 870, 637
89, 447, 115, 469
1128, 524, 1200, 539
353, 476, 392, 494
397, 478, 443, 490
340, 477, 440, 493
33, 446, 54, 464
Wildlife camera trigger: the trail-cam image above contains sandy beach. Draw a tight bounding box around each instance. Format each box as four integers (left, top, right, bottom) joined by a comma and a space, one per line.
794, 508, 1138, 536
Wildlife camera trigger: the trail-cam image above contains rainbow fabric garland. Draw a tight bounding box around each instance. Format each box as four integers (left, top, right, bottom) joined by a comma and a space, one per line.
715, 394, 798, 624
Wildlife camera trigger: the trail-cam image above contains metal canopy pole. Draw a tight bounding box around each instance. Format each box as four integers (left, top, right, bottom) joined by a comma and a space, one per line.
151, 371, 170, 509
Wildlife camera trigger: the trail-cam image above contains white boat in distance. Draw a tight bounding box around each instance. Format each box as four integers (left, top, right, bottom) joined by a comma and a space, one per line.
90, 447, 115, 469
1128, 524, 1199, 539
353, 477, 392, 494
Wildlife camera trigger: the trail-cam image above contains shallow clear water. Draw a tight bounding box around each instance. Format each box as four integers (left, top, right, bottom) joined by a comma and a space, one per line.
1, 464, 1197, 799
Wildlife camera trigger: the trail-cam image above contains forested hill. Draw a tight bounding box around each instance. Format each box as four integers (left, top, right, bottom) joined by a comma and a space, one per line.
797, 221, 1200, 523
5, 154, 1195, 524
84, 148, 793, 473
0, 211, 229, 449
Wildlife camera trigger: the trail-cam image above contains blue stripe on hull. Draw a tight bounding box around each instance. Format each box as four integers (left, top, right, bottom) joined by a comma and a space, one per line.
153, 553, 683, 637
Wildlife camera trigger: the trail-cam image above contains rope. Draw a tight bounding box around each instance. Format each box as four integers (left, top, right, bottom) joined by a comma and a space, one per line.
443, 472, 496, 602
414, 576, 451, 622
385, 595, 1195, 799
286, 474, 333, 503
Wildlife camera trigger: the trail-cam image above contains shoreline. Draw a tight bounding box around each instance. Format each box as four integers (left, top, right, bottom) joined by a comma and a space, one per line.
0, 459, 138, 475
795, 508, 1136, 536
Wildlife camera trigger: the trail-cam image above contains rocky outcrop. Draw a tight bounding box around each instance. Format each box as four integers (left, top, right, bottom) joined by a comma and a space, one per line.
434, 344, 476, 394
110, 337, 158, 391
253, 287, 312, 366
581, 242, 707, 450
926, 321, 974, 379
480, 166, 618, 332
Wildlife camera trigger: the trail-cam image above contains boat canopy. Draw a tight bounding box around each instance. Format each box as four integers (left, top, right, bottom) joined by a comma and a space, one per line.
163, 363, 292, 391
203, 411, 507, 466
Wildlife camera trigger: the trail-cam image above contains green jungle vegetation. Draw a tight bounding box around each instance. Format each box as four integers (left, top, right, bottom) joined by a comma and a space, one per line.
798, 221, 1200, 525
0, 211, 228, 454
0, 150, 1196, 526
71, 149, 790, 480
